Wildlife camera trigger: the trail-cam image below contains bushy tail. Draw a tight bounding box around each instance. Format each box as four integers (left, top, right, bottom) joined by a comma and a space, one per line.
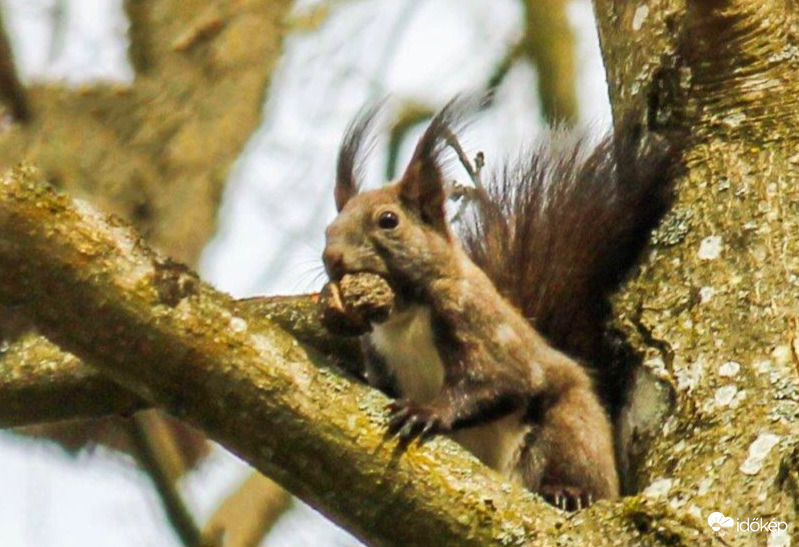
460, 120, 682, 407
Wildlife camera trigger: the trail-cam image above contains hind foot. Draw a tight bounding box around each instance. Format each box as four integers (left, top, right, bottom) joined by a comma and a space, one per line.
539, 485, 595, 511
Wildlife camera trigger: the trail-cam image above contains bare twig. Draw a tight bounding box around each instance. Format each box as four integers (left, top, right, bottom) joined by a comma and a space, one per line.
448, 181, 480, 226
443, 129, 486, 225
474, 151, 485, 179
386, 102, 433, 179
127, 411, 203, 547
485, 44, 518, 99
46, 0, 68, 67
443, 128, 485, 191
201, 472, 291, 547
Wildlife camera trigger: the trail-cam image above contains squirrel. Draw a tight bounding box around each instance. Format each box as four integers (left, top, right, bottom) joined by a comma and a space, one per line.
319, 97, 681, 510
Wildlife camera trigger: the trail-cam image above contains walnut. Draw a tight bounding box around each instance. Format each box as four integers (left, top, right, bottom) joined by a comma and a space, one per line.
319, 273, 394, 336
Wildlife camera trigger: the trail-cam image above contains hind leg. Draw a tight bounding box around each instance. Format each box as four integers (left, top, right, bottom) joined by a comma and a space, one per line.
518, 384, 619, 509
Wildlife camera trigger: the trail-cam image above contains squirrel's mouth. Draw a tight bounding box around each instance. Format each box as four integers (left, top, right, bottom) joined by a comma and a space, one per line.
328, 268, 383, 283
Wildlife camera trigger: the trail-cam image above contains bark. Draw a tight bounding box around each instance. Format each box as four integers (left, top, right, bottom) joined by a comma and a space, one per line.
0, 328, 143, 428
595, 0, 799, 545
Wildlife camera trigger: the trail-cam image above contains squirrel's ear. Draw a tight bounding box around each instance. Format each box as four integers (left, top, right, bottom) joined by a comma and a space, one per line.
399, 94, 486, 233
335, 102, 384, 212
335, 174, 357, 212
399, 152, 448, 234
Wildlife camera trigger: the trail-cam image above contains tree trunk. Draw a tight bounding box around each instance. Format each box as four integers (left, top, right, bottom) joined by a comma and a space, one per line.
595, 0, 799, 545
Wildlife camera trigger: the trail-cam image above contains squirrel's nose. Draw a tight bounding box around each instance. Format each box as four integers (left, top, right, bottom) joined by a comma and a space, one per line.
323, 248, 345, 280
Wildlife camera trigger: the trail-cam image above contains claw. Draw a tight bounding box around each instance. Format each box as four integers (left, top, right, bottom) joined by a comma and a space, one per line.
420, 418, 439, 441
387, 406, 411, 434
387, 399, 406, 412
540, 485, 596, 512
385, 399, 446, 444
398, 426, 415, 443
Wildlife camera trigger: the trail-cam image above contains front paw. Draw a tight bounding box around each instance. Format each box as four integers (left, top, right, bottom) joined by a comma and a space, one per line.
386, 399, 450, 444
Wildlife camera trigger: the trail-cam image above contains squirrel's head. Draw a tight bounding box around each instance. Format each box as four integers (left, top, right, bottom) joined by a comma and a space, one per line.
323, 100, 464, 288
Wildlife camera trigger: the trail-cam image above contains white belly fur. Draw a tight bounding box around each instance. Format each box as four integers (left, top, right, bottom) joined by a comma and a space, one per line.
371, 305, 530, 477
371, 305, 445, 403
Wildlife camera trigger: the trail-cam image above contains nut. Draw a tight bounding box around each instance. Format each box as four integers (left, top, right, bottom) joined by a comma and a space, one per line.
318, 273, 395, 336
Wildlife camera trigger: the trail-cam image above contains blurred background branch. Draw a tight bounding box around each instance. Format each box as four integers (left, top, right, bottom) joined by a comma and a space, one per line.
517, 0, 576, 123
0, 6, 31, 121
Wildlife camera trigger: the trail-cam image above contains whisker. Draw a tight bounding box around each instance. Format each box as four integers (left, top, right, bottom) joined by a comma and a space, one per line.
292, 264, 329, 293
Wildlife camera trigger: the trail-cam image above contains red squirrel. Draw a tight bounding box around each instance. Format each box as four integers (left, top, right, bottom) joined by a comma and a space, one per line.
320, 97, 681, 510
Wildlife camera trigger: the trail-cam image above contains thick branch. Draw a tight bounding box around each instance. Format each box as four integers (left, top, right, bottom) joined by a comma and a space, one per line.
0, 166, 614, 547
0, 295, 361, 429
0, 330, 143, 428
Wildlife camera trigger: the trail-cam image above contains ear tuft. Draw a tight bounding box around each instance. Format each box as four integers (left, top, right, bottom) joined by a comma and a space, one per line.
335, 101, 385, 211
398, 94, 486, 234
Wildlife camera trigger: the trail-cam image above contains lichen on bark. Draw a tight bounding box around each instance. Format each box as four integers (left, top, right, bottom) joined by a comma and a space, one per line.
0, 1, 797, 544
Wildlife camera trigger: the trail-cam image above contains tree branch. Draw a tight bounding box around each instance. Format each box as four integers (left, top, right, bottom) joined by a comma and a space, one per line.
519, 0, 577, 123
0, 295, 361, 429
127, 412, 204, 547
0, 329, 143, 428
201, 471, 291, 547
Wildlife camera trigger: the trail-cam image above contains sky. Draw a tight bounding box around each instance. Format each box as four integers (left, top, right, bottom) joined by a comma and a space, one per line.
0, 1, 609, 545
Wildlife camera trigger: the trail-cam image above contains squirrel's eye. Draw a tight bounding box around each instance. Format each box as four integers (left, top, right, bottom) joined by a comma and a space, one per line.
378, 211, 399, 230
